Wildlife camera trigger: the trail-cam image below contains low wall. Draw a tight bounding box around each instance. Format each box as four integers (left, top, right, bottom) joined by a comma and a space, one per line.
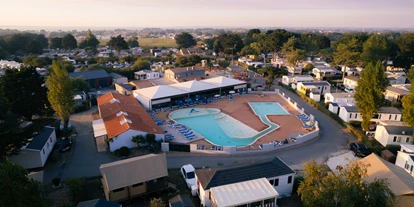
162, 91, 320, 155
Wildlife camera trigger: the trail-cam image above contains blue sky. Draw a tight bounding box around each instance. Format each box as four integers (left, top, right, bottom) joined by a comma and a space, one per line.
1, 0, 413, 28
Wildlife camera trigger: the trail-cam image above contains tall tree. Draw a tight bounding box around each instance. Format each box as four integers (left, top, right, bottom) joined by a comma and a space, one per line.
127, 36, 139, 48
46, 61, 76, 135
62, 34, 77, 50
354, 61, 388, 130
258, 66, 276, 90
49, 37, 62, 49
0, 161, 51, 207
334, 38, 363, 79
175, 32, 197, 48
362, 34, 389, 64
287, 49, 306, 67
0, 66, 48, 120
402, 68, 414, 128
79, 29, 100, 49
298, 159, 395, 207
282, 36, 300, 55
107, 35, 129, 55
394, 32, 414, 69
240, 45, 260, 57
133, 58, 150, 70
244, 28, 260, 45
25, 40, 43, 54
215, 33, 244, 55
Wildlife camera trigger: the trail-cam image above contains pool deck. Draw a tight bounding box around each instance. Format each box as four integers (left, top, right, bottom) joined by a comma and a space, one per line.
155, 93, 309, 146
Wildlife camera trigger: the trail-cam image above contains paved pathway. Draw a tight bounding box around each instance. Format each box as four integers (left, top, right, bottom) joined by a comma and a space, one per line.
44, 87, 351, 182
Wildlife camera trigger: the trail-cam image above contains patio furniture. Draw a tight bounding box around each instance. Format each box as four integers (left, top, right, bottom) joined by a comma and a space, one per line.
211, 145, 216, 150
217, 146, 223, 151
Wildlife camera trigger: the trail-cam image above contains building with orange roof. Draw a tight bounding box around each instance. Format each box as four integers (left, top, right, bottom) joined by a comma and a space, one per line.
94, 92, 164, 152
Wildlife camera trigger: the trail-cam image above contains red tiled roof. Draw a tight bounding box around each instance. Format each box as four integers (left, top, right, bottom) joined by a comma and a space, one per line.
97, 92, 163, 139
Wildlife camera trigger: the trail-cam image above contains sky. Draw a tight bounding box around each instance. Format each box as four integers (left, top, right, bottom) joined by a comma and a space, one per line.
1, 0, 414, 29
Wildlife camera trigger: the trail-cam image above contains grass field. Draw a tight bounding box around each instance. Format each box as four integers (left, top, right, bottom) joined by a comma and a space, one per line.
98, 38, 177, 48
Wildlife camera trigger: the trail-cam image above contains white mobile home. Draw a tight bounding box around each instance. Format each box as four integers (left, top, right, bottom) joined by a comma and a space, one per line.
395, 144, 414, 177
374, 123, 413, 147
338, 106, 402, 123
8, 126, 57, 169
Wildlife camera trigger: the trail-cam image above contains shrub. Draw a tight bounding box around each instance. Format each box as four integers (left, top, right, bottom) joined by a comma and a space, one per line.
119, 146, 131, 157
293, 176, 304, 193
150, 197, 165, 207
146, 134, 156, 144
66, 178, 85, 203
52, 177, 61, 187
391, 102, 402, 108
349, 121, 362, 128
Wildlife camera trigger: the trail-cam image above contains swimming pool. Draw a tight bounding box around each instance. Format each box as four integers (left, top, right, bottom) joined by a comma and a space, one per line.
169, 102, 289, 146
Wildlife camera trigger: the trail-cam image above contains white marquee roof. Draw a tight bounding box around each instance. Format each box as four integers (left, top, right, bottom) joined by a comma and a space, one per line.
210, 178, 278, 207
200, 76, 246, 87
133, 76, 246, 100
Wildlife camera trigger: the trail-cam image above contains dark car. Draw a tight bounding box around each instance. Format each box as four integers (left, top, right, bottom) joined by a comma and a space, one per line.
59, 138, 72, 152
350, 142, 371, 157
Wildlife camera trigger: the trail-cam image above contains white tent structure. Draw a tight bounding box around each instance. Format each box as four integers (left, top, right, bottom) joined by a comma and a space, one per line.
132, 76, 247, 110
92, 119, 107, 137
210, 178, 278, 207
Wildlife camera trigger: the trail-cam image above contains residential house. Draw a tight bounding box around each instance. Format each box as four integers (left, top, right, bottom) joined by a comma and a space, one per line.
287, 65, 302, 74
76, 199, 121, 207
115, 83, 136, 96
210, 178, 278, 207
343, 76, 359, 89
69, 70, 112, 89
169, 194, 195, 207
8, 126, 57, 169
100, 154, 168, 202
297, 81, 331, 95
195, 157, 295, 207
325, 93, 355, 114
385, 84, 411, 102
281, 75, 314, 86
338, 106, 402, 123
312, 66, 337, 80
386, 71, 407, 85
109, 73, 128, 85
361, 153, 414, 207
395, 144, 414, 177
94, 92, 164, 152
164, 66, 205, 82
134, 70, 160, 80
374, 122, 413, 146
180, 48, 205, 56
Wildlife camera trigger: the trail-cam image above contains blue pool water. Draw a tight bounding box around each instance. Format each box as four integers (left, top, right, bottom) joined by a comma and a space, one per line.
171, 102, 289, 146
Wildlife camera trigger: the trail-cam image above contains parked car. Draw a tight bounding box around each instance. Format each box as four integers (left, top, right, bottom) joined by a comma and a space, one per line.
350, 142, 371, 157
59, 138, 72, 152
181, 164, 196, 189
344, 88, 355, 93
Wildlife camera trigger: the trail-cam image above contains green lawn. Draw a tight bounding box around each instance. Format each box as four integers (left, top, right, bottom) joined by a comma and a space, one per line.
98, 38, 177, 48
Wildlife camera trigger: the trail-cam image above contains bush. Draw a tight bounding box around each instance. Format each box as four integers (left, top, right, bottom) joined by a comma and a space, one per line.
391, 102, 402, 108
349, 121, 362, 128
66, 178, 86, 203
293, 176, 304, 193
118, 146, 131, 157
52, 177, 61, 187
150, 197, 165, 207
146, 134, 156, 144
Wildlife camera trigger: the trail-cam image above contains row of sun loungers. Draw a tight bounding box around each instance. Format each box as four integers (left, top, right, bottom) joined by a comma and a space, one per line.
198, 145, 223, 151
296, 114, 315, 130
270, 138, 297, 147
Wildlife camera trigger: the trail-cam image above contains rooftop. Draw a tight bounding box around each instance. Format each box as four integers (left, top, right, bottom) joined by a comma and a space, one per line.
342, 106, 401, 114
301, 81, 330, 86
326, 93, 355, 99
166, 66, 205, 74
109, 72, 126, 79
386, 85, 411, 95
169, 194, 195, 207
195, 157, 294, 190
76, 199, 120, 207
97, 92, 163, 138
382, 125, 413, 136
345, 76, 359, 82
26, 127, 55, 150
69, 69, 109, 80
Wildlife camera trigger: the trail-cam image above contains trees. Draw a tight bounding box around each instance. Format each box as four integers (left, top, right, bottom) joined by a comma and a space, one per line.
107, 35, 129, 55
287, 49, 306, 67
334, 37, 363, 79
214, 33, 244, 55
49, 37, 62, 49
133, 58, 150, 70
79, 29, 100, 49
218, 60, 230, 68
72, 78, 90, 92
0, 161, 51, 207
46, 61, 76, 135
240, 45, 260, 57
244, 28, 260, 45
362, 34, 389, 64
402, 68, 414, 128
174, 55, 201, 67
175, 32, 197, 48
127, 36, 139, 48
25, 40, 43, 54
354, 61, 388, 130
394, 32, 414, 69
23, 55, 51, 68
0, 66, 49, 120
62, 34, 77, 50
298, 160, 395, 207
258, 66, 276, 90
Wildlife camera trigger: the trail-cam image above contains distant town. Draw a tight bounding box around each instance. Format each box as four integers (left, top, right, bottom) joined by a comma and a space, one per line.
1, 24, 414, 207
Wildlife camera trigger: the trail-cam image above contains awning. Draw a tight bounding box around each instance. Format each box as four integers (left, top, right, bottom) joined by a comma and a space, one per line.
210, 178, 278, 207
92, 119, 107, 137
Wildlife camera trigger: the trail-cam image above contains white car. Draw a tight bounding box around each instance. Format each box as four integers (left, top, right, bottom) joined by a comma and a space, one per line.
181, 164, 196, 189
344, 88, 355, 93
